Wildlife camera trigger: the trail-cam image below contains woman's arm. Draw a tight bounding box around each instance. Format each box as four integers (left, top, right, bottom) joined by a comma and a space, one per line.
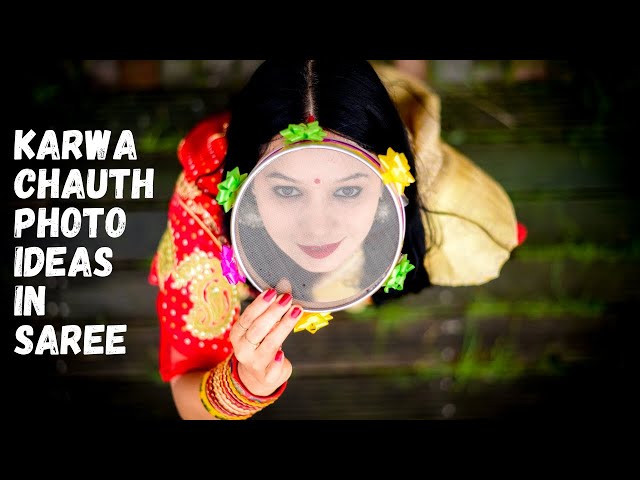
149, 114, 296, 420
167, 289, 299, 420
170, 370, 216, 420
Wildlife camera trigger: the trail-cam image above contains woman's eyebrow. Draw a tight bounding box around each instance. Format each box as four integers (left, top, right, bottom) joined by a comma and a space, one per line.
266, 172, 369, 182
266, 171, 300, 183
337, 173, 369, 182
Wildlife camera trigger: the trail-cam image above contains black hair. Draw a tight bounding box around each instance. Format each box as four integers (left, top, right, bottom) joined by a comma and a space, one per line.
221, 59, 431, 304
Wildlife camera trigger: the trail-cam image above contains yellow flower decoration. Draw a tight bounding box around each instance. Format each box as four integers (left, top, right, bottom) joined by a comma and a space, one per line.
294, 311, 333, 334
377, 147, 415, 196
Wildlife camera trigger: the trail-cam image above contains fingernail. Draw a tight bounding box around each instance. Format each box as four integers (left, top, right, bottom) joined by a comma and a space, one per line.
263, 288, 277, 302
278, 293, 292, 306
274, 350, 284, 362
291, 306, 302, 319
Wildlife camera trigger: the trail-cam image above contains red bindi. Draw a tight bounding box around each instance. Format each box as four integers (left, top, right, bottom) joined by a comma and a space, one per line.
314, 178, 321, 184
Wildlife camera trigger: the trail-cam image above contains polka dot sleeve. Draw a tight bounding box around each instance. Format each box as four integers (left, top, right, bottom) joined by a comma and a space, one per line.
148, 113, 249, 382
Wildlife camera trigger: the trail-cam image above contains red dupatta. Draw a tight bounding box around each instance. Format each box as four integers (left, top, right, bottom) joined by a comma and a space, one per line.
148, 112, 251, 382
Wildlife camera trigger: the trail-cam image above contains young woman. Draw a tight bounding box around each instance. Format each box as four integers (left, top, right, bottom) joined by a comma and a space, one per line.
148, 59, 524, 419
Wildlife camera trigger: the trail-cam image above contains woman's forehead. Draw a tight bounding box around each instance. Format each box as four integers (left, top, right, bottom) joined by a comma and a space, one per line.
263, 148, 372, 175
258, 132, 380, 183
263, 130, 365, 157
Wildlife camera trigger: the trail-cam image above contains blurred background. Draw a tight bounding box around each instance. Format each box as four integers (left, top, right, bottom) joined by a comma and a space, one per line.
6, 59, 639, 420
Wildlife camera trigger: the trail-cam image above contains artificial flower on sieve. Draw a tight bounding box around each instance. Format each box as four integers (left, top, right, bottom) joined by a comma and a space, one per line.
378, 147, 416, 196
280, 121, 327, 144
216, 167, 248, 212
294, 311, 333, 334
220, 244, 246, 285
383, 254, 415, 293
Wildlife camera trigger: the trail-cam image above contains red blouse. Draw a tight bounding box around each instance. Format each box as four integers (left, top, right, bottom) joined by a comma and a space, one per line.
148, 113, 252, 382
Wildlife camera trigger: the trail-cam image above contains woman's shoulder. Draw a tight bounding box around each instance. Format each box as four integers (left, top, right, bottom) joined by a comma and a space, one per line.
148, 112, 232, 290
176, 111, 231, 196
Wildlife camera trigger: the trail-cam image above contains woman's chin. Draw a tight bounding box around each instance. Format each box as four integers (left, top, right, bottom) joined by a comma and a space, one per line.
294, 257, 345, 273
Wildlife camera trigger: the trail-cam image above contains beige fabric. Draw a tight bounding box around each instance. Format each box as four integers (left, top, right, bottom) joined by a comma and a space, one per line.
374, 63, 518, 286
312, 247, 365, 303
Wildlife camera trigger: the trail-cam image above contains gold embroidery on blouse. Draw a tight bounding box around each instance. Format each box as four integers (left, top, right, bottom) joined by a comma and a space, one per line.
156, 223, 176, 292
175, 172, 199, 200
171, 250, 239, 340
176, 196, 223, 252
175, 172, 222, 236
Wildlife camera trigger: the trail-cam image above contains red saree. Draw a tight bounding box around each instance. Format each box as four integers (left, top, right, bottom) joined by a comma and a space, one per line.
148, 112, 251, 381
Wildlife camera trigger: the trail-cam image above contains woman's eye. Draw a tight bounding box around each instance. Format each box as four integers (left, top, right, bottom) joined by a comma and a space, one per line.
334, 186, 362, 198
273, 186, 301, 197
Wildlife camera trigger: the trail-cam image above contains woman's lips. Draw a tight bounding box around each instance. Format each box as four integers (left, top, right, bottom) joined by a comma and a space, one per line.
297, 240, 343, 259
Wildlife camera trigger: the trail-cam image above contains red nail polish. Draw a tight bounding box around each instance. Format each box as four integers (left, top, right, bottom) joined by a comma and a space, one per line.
263, 288, 277, 302
274, 350, 284, 362
278, 293, 292, 306
291, 307, 302, 319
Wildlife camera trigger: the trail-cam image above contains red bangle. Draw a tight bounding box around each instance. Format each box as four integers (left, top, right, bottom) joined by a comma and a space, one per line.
229, 354, 287, 402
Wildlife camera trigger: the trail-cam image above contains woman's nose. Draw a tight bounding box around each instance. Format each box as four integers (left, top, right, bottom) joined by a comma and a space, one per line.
299, 196, 335, 238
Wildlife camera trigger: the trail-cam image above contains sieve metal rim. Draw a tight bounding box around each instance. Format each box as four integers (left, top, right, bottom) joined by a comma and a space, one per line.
230, 141, 407, 312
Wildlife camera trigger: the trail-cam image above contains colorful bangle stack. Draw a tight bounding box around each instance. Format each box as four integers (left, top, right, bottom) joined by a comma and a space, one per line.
199, 354, 287, 420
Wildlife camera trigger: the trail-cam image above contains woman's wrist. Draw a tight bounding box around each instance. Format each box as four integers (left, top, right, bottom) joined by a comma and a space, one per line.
199, 354, 286, 420
232, 355, 287, 399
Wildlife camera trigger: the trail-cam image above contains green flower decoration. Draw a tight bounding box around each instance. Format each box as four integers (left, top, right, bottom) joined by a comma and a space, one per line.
216, 167, 248, 212
279, 121, 327, 144
383, 254, 416, 293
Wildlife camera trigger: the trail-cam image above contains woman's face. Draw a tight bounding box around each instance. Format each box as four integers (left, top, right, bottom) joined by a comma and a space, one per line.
252, 140, 383, 273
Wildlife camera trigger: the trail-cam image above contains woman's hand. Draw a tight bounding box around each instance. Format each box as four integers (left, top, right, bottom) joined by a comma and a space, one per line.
228, 288, 302, 397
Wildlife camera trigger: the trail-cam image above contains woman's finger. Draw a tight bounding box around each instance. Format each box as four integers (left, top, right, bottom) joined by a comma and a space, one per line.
229, 288, 277, 342
264, 349, 291, 385
243, 293, 293, 348
275, 277, 292, 294
258, 304, 303, 355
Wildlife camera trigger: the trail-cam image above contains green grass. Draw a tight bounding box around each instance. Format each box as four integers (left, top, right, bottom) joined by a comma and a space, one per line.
138, 132, 183, 154
514, 241, 640, 263
442, 125, 611, 147
465, 298, 605, 319
405, 328, 566, 387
